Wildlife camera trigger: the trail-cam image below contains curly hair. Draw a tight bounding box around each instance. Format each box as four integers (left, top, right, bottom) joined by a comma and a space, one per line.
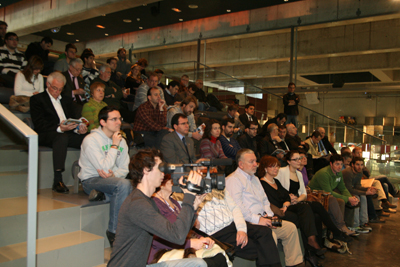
129, 148, 163, 188
258, 155, 280, 178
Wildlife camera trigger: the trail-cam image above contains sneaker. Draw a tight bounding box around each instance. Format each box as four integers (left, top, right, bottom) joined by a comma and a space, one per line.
362, 223, 373, 231
341, 226, 360, 237
349, 227, 369, 234
89, 189, 106, 202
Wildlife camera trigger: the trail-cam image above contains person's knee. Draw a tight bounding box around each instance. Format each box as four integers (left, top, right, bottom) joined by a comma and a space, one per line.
117, 179, 132, 194
191, 258, 207, 267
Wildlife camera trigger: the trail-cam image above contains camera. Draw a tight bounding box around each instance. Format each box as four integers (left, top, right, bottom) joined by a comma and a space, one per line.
158, 158, 232, 194
267, 217, 282, 227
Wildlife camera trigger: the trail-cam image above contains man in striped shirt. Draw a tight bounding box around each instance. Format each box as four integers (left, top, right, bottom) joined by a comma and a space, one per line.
0, 32, 27, 87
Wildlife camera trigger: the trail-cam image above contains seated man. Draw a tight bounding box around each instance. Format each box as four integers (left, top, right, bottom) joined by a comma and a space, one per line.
285, 123, 309, 151
78, 106, 132, 247
132, 72, 164, 111
62, 58, 86, 117
258, 123, 286, 163
54, 43, 77, 72
237, 121, 260, 160
219, 118, 241, 160
91, 64, 134, 123
107, 57, 124, 88
341, 152, 353, 170
278, 125, 290, 151
161, 113, 197, 164
0, 32, 27, 87
225, 149, 303, 267
259, 113, 287, 138
30, 72, 88, 193
304, 131, 323, 159
239, 103, 260, 131
197, 189, 282, 267
167, 96, 202, 141
223, 104, 244, 139
316, 127, 337, 155
108, 149, 206, 267
163, 80, 180, 106
80, 49, 99, 87
25, 36, 53, 75
342, 157, 382, 232
154, 68, 165, 90
133, 87, 172, 149
115, 48, 131, 83
308, 154, 360, 233
179, 74, 189, 92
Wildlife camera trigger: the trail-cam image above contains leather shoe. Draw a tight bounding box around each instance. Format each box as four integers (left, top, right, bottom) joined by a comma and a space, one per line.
377, 210, 390, 217
333, 232, 353, 243
89, 189, 106, 202
52, 181, 69, 194
382, 201, 397, 209
369, 217, 385, 223
106, 230, 116, 247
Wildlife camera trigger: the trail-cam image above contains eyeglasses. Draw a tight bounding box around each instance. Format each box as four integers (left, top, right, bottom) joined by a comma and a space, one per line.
289, 157, 302, 162
50, 85, 63, 92
108, 117, 123, 122
72, 65, 82, 73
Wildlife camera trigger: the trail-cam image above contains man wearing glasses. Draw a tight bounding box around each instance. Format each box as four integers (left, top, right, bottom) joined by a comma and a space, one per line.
237, 121, 260, 160
78, 106, 132, 247
62, 58, 86, 117
30, 72, 88, 193
0, 32, 27, 87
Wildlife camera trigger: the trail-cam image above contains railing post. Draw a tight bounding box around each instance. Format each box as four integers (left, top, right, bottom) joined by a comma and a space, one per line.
27, 135, 38, 267
289, 26, 294, 82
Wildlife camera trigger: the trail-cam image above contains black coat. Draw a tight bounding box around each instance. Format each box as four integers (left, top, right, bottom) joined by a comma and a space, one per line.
237, 133, 260, 160
62, 71, 86, 99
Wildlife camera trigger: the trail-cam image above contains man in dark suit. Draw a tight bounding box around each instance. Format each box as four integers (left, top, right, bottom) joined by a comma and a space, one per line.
160, 113, 197, 164
237, 121, 260, 160
239, 103, 260, 131
259, 113, 287, 138
316, 127, 337, 155
62, 58, 86, 118
30, 72, 88, 193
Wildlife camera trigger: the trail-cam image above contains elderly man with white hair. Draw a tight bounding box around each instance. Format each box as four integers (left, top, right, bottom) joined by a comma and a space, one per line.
316, 127, 337, 155
30, 72, 88, 193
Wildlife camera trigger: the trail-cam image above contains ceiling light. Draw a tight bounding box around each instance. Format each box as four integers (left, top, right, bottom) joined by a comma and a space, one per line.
66, 32, 74, 35
105, 33, 109, 36
139, 27, 143, 30
76, 39, 79, 42
137, 18, 140, 21
50, 27, 60, 33
226, 10, 231, 13
143, 4, 147, 6
102, 14, 106, 16
284, 0, 289, 2
179, 18, 183, 22
96, 25, 105, 29
188, 4, 198, 9
172, 8, 181, 12
123, 19, 132, 23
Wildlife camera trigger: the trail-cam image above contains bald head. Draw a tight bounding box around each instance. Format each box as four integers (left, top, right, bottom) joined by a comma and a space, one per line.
286, 123, 297, 136
317, 127, 325, 139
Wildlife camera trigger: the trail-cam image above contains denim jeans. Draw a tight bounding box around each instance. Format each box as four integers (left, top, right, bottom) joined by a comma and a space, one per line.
147, 258, 207, 267
374, 176, 398, 198
82, 177, 132, 233
354, 195, 368, 227
286, 115, 298, 128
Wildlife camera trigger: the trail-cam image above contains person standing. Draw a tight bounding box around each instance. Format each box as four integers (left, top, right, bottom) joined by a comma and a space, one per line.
283, 83, 300, 128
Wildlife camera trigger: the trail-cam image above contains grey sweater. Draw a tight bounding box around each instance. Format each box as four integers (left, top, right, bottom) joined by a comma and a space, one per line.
108, 189, 196, 267
342, 166, 368, 195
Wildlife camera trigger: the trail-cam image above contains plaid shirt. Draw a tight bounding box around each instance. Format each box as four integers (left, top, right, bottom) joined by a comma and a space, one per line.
133, 101, 166, 131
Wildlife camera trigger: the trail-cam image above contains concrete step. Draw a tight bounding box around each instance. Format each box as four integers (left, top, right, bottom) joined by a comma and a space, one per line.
0, 171, 28, 199
0, 196, 80, 247
0, 230, 104, 267
0, 147, 28, 173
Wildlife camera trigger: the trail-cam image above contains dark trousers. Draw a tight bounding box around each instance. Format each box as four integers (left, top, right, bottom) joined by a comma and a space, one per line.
366, 195, 378, 220
375, 177, 398, 198
39, 131, 86, 183
212, 222, 281, 267
139, 129, 169, 149
284, 202, 318, 239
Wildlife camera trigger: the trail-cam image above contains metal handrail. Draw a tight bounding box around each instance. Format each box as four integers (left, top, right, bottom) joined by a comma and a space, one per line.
152, 61, 387, 144
0, 104, 38, 267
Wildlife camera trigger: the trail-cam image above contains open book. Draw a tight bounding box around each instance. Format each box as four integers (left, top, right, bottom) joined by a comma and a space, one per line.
360, 178, 375, 188
271, 149, 286, 156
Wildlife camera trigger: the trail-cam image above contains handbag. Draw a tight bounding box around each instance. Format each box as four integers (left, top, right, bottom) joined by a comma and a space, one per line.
306, 186, 331, 211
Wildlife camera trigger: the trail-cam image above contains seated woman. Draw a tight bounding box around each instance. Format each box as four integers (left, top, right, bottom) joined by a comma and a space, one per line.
150, 174, 229, 267
125, 63, 143, 100
297, 149, 312, 186
258, 155, 325, 267
81, 82, 107, 132
200, 120, 227, 160
14, 55, 44, 97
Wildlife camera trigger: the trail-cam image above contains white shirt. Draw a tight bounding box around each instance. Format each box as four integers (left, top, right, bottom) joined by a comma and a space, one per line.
46, 88, 66, 133
14, 71, 44, 96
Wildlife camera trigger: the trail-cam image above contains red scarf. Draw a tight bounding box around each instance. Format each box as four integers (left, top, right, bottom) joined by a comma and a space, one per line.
210, 136, 218, 144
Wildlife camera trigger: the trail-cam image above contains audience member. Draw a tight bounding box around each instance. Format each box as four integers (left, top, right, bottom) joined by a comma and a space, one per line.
53, 43, 77, 72
80, 49, 99, 86
163, 80, 180, 106
342, 157, 377, 233
340, 146, 351, 154
124, 63, 143, 97
237, 121, 260, 160
285, 123, 309, 151
305, 131, 323, 159
133, 87, 171, 149
115, 48, 131, 82
154, 69, 165, 90
260, 113, 287, 138
61, 58, 87, 117
0, 21, 7, 46
137, 57, 148, 80
0, 32, 27, 87
219, 118, 241, 160
297, 149, 311, 186
239, 103, 260, 130
180, 74, 189, 92
30, 72, 88, 193
81, 82, 107, 131
25, 37, 52, 74
283, 82, 300, 128
161, 113, 199, 164
132, 72, 164, 111
278, 125, 290, 150
194, 79, 207, 103
223, 104, 244, 139
108, 149, 207, 267
197, 189, 282, 267
14, 55, 44, 96
316, 127, 337, 155
200, 119, 227, 160
308, 154, 360, 235
107, 57, 124, 88
78, 106, 132, 247
341, 152, 353, 170
167, 96, 201, 141
225, 149, 304, 267
258, 123, 286, 163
